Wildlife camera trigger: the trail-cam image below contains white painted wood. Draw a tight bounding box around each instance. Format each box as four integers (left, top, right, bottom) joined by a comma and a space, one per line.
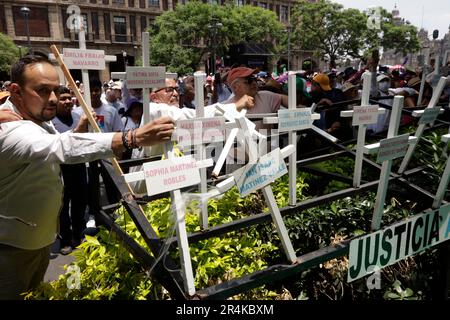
398, 77, 448, 174
262, 186, 297, 263
194, 71, 208, 229
288, 73, 297, 206
141, 32, 152, 157
371, 96, 404, 231
352, 72, 372, 188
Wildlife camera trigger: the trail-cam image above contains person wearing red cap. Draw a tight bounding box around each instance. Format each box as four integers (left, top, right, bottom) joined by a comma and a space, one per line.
224, 66, 289, 131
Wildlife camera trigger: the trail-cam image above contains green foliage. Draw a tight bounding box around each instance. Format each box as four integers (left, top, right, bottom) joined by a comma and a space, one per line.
290, 1, 419, 68
383, 280, 422, 300
0, 33, 20, 75
149, 2, 284, 74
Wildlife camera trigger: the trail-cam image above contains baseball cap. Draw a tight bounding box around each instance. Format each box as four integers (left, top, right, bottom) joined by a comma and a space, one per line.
0, 91, 10, 101
312, 73, 331, 91
341, 82, 358, 93
227, 67, 257, 85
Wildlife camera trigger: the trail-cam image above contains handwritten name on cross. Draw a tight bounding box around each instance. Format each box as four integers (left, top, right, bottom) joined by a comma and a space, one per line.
210, 114, 298, 263
362, 96, 417, 231
340, 72, 386, 188
122, 113, 215, 297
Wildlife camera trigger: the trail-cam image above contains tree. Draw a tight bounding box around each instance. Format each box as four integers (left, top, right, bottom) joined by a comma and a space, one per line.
291, 0, 368, 69
148, 1, 284, 75
290, 0, 420, 69
0, 33, 20, 79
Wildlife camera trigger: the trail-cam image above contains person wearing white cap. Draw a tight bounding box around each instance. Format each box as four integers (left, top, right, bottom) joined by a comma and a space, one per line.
367, 74, 392, 135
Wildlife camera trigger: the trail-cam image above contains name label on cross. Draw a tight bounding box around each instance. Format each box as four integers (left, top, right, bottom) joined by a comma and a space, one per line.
63, 48, 105, 70
233, 148, 287, 197
277, 109, 313, 132
143, 155, 200, 196
377, 133, 410, 163
174, 117, 225, 147
418, 107, 440, 125
126, 66, 166, 89
352, 105, 379, 126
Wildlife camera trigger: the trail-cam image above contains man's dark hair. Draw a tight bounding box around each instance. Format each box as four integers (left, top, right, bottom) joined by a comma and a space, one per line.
56, 85, 71, 95
10, 54, 52, 87
90, 79, 102, 89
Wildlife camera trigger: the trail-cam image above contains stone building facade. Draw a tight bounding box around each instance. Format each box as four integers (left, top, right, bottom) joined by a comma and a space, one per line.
0, 0, 308, 81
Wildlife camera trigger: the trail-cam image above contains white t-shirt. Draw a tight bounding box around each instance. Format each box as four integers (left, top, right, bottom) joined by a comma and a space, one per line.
74, 103, 123, 133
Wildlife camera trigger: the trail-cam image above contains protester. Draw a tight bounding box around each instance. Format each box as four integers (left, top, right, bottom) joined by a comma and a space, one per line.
0, 55, 174, 299
51, 85, 89, 255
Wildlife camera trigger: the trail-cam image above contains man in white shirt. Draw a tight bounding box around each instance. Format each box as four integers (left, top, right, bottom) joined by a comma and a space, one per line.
0, 55, 174, 299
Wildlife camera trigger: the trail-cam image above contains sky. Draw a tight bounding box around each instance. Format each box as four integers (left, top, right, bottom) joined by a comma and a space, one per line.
332, 0, 450, 40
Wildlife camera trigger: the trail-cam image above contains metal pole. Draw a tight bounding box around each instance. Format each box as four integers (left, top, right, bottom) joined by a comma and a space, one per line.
20, 7, 32, 54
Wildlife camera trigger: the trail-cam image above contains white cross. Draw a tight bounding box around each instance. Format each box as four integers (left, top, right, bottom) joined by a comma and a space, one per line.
261, 73, 320, 206
210, 110, 298, 263
362, 96, 418, 231
340, 72, 386, 188
122, 116, 214, 296
398, 76, 449, 174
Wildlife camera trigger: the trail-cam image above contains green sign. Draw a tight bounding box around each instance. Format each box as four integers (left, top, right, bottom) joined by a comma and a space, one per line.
348, 204, 450, 282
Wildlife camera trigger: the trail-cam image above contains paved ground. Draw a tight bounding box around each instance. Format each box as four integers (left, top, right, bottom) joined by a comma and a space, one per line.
44, 239, 76, 283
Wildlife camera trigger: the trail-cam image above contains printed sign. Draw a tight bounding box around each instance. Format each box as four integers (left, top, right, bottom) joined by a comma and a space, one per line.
126, 67, 166, 89
174, 117, 225, 146
348, 204, 450, 282
63, 48, 105, 70
233, 148, 287, 197
377, 133, 409, 163
418, 107, 440, 125
352, 105, 379, 126
278, 109, 313, 132
143, 156, 200, 196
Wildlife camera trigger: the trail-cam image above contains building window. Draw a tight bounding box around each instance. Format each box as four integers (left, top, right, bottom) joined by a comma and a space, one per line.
61, 8, 70, 38
103, 0, 110, 4
13, 6, 50, 37
92, 12, 99, 39
90, 0, 97, 4
148, 0, 160, 6
235, 0, 244, 6
139, 0, 146, 8
258, 2, 267, 9
104, 13, 111, 41
114, 16, 127, 42
0, 5, 6, 33
130, 15, 136, 41
280, 5, 288, 23
129, 0, 135, 7
178, 0, 189, 4
112, 0, 125, 4
140, 16, 147, 32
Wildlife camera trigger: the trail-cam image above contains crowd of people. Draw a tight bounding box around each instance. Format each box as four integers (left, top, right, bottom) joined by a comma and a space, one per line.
1, 52, 450, 299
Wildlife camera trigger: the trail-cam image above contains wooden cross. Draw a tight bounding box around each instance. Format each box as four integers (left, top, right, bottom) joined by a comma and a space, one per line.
122, 116, 214, 296
340, 72, 386, 188
209, 110, 298, 263
362, 96, 418, 231
259, 73, 320, 206
398, 76, 449, 174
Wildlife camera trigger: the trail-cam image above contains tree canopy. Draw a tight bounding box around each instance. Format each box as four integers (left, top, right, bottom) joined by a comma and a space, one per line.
291, 0, 420, 68
149, 1, 284, 75
0, 33, 20, 79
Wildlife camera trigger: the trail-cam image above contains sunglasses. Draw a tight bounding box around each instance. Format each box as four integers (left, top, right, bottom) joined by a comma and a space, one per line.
155, 86, 179, 94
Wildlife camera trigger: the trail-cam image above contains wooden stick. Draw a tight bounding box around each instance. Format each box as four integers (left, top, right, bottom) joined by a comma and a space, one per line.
50, 45, 133, 194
